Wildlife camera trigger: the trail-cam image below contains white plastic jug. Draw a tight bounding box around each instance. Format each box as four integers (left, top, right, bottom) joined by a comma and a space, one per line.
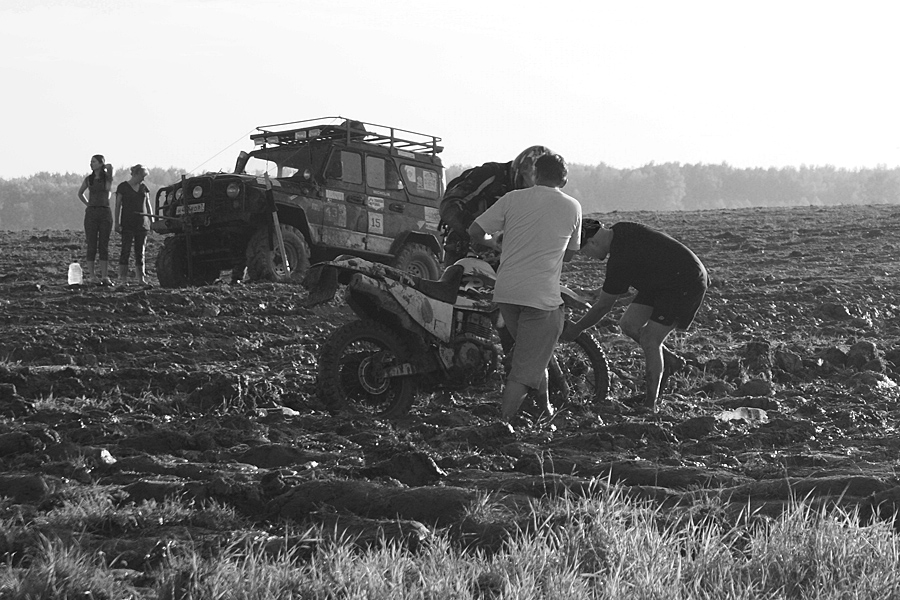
68, 262, 83, 285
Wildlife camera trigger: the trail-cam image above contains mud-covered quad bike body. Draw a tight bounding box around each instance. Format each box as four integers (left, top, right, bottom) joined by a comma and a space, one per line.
305, 256, 609, 419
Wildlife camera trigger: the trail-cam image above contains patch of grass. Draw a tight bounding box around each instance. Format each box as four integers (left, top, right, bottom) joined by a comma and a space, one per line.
35, 487, 246, 535
0, 534, 141, 600
4, 484, 900, 598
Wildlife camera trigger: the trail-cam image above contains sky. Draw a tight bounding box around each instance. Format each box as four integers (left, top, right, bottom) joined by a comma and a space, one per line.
2, 0, 900, 179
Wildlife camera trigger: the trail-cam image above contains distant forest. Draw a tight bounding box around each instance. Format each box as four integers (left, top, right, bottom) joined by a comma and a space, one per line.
2, 163, 899, 231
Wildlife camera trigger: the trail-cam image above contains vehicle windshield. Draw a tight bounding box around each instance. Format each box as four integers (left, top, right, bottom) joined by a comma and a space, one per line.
240, 156, 298, 178
239, 142, 329, 180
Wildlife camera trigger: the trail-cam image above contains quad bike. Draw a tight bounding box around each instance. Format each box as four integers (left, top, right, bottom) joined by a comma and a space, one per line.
304, 256, 609, 419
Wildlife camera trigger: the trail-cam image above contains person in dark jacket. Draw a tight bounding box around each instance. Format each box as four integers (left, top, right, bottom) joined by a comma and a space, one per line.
439, 145, 551, 266
561, 221, 708, 412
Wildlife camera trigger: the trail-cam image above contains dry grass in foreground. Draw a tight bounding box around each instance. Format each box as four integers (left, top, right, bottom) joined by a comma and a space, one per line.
2, 484, 899, 599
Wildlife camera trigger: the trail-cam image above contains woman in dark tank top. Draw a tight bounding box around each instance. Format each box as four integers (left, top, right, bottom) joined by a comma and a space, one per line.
76, 154, 114, 285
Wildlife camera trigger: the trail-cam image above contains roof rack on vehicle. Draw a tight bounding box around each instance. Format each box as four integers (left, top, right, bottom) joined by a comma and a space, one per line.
250, 116, 443, 157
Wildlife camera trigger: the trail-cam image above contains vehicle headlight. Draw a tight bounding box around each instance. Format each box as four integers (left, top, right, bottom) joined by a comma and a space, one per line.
175, 188, 184, 200
192, 185, 203, 199
226, 182, 241, 198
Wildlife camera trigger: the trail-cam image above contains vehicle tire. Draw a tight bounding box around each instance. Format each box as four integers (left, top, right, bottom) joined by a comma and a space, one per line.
156, 237, 188, 288
246, 223, 310, 283
156, 237, 220, 288
392, 243, 442, 280
317, 320, 418, 419
548, 331, 610, 407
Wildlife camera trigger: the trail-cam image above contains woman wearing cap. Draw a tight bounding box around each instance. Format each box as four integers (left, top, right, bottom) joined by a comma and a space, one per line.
114, 164, 152, 285
77, 154, 115, 285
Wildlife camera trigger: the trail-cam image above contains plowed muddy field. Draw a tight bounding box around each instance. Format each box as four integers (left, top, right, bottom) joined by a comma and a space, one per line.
2, 204, 900, 591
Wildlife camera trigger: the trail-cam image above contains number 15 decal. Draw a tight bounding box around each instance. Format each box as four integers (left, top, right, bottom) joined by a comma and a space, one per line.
368, 212, 383, 235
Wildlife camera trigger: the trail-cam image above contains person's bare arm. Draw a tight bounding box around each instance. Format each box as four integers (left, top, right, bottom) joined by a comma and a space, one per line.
104, 164, 114, 191
114, 191, 123, 230
143, 189, 152, 225
77, 178, 89, 206
559, 290, 618, 342
467, 221, 500, 251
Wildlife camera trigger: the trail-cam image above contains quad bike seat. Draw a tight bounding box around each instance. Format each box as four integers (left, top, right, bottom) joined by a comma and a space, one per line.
413, 264, 465, 304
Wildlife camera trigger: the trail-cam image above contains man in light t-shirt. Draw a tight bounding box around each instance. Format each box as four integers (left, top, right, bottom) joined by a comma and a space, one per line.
468, 153, 582, 421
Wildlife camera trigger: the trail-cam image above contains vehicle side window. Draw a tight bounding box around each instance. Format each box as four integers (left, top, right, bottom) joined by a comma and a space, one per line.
401, 164, 441, 199
326, 150, 363, 184
365, 156, 404, 191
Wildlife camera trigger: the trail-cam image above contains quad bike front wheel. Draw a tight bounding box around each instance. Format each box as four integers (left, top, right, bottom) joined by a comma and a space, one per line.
316, 319, 418, 419
548, 331, 610, 407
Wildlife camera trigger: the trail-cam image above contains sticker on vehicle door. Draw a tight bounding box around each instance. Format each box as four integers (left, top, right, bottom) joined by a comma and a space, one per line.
326, 189, 344, 202
368, 211, 384, 235
324, 203, 347, 227
367, 196, 384, 211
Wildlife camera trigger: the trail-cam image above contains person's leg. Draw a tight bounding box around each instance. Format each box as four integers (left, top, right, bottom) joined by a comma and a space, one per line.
134, 231, 148, 284
119, 229, 133, 283
84, 209, 100, 280
638, 321, 676, 408
97, 210, 113, 285
619, 302, 675, 409
500, 305, 564, 420
498, 304, 525, 420
618, 302, 653, 344
528, 306, 564, 415
500, 380, 531, 421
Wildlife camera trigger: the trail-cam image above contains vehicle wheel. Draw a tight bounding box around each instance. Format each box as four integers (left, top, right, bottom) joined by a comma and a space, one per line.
392, 243, 442, 280
548, 331, 610, 407
156, 237, 188, 288
246, 224, 311, 283
155, 237, 220, 288
317, 320, 418, 419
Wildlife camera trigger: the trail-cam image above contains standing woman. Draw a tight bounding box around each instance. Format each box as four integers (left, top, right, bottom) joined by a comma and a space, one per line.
115, 164, 152, 285
77, 154, 115, 285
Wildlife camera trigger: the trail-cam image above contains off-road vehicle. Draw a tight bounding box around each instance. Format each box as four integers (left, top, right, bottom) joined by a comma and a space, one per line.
151, 117, 445, 287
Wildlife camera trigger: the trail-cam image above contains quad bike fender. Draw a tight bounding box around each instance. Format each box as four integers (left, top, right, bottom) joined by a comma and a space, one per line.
379, 277, 454, 342
303, 258, 455, 342
303, 257, 406, 306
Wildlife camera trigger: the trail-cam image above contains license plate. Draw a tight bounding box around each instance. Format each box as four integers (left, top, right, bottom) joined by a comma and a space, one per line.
176, 203, 205, 215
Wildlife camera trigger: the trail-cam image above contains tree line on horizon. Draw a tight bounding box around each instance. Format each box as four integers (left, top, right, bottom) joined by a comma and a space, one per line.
1, 162, 899, 231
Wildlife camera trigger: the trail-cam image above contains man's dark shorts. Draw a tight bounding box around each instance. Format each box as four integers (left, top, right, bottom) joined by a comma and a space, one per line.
633, 272, 708, 330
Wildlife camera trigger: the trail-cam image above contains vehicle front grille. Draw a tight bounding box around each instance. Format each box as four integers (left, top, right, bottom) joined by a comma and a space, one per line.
186, 178, 243, 214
